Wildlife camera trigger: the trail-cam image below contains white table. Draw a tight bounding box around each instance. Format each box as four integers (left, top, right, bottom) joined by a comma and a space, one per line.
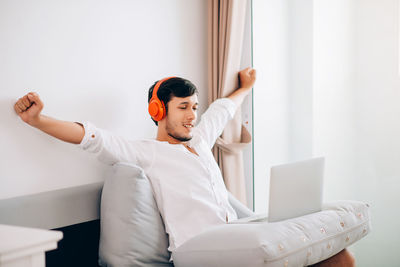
0, 224, 63, 267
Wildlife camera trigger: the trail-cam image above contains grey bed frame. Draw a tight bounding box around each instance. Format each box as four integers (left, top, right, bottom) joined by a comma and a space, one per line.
0, 182, 104, 267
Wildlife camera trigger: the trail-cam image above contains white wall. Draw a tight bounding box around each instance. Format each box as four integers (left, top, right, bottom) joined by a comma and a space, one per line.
351, 1, 400, 266
312, 1, 400, 265
289, 0, 314, 161
253, 0, 291, 213
313, 1, 400, 265
313, 0, 357, 202
0, 0, 208, 199
254, 0, 400, 265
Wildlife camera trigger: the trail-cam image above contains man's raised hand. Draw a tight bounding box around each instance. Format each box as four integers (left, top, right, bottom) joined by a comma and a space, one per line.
14, 92, 44, 126
227, 67, 257, 107
239, 67, 257, 90
14, 92, 84, 144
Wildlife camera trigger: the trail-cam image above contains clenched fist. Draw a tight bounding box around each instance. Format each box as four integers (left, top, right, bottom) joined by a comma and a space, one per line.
239, 67, 257, 89
14, 92, 44, 125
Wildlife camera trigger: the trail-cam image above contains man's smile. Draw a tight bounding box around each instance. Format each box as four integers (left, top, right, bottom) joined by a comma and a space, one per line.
183, 123, 194, 128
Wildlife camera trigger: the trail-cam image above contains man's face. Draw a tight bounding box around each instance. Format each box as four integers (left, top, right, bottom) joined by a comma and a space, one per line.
164, 94, 198, 142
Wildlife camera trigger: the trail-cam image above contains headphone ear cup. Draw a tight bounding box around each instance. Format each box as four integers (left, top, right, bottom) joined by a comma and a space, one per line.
148, 98, 165, 121
148, 76, 174, 122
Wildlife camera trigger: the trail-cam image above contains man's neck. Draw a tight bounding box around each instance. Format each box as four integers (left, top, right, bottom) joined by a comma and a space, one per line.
156, 128, 197, 155
156, 130, 185, 145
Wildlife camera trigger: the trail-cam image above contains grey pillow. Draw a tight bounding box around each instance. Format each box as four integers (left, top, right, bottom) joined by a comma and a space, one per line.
98, 162, 172, 267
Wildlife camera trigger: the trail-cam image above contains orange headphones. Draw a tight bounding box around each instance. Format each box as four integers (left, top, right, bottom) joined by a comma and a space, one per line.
148, 76, 175, 121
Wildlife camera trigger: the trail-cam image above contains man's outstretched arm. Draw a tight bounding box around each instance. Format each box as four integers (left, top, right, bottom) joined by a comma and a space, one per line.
227, 67, 256, 107
14, 92, 84, 144
193, 67, 256, 148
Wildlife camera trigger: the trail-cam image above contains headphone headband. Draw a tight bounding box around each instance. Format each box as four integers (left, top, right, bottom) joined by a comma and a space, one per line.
152, 76, 175, 100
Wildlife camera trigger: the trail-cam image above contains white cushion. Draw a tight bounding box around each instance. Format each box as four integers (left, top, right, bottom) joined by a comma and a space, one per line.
172, 200, 371, 267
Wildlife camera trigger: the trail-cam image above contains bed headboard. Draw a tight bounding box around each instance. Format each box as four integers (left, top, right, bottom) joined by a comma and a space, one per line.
0, 182, 103, 229
0, 182, 104, 267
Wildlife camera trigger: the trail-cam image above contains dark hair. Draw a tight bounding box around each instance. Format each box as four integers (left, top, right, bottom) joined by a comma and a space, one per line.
148, 77, 198, 125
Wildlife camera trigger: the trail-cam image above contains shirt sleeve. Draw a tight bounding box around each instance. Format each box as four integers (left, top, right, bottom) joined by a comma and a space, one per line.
77, 121, 141, 166
194, 98, 237, 149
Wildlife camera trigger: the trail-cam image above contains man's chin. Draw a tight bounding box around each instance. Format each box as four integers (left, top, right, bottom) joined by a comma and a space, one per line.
168, 133, 192, 142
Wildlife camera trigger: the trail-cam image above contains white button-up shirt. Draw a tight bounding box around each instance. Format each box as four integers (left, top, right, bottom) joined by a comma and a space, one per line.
78, 98, 238, 252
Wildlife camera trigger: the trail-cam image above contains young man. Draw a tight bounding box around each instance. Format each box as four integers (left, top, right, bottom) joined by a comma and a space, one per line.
14, 67, 354, 266
14, 68, 256, 251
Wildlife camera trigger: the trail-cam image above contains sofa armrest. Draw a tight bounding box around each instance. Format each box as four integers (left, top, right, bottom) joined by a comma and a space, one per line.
173, 200, 371, 267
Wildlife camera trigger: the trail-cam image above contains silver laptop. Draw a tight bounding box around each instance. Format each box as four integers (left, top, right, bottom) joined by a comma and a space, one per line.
268, 157, 324, 222
230, 157, 324, 223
